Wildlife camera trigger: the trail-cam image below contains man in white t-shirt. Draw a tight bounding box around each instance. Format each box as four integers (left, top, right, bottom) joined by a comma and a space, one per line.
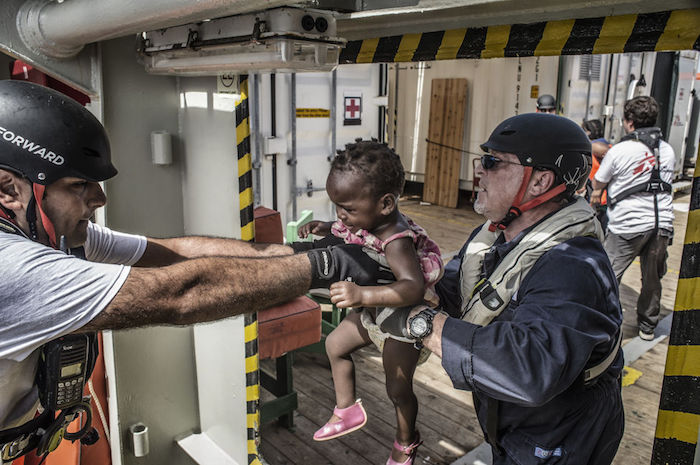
0, 80, 393, 462
591, 96, 674, 341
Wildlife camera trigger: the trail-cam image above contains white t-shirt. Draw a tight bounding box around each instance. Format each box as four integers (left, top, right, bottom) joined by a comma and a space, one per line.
0, 222, 146, 430
594, 139, 674, 235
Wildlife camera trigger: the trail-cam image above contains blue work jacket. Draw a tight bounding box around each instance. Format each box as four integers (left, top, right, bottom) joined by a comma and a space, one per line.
435, 225, 624, 464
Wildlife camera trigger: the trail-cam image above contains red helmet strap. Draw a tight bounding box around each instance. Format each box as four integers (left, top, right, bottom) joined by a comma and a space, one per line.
32, 183, 58, 249
489, 167, 567, 232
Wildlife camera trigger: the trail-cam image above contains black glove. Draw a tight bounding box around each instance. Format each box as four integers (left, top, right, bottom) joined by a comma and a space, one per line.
377, 307, 413, 339
307, 244, 395, 289
290, 235, 345, 253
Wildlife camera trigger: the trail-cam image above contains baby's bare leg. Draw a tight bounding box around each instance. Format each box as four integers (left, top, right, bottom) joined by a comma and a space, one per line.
383, 338, 421, 461
325, 311, 372, 412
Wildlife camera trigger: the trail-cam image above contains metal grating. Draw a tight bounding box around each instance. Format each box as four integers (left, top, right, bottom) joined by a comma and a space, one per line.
578, 54, 602, 81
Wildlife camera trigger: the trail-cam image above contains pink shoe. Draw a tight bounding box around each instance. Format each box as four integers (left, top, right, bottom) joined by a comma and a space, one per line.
313, 400, 367, 441
386, 431, 422, 465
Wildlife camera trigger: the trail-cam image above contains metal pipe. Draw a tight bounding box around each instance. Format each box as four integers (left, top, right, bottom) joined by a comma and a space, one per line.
585, 57, 593, 119
378, 63, 388, 143
252, 73, 262, 208
270, 73, 278, 212
601, 53, 614, 134
330, 69, 337, 159
393, 64, 399, 149
17, 0, 289, 58
608, 54, 621, 141
290, 73, 297, 219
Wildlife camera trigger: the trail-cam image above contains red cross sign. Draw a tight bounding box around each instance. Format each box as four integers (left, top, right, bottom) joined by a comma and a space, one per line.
344, 96, 362, 126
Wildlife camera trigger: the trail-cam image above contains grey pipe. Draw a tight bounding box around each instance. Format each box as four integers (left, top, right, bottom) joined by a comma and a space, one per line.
291, 73, 297, 219
330, 69, 337, 159
585, 58, 593, 120
17, 0, 289, 58
252, 73, 262, 208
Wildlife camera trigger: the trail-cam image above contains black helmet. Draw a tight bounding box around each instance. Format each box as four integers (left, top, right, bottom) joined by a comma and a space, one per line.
0, 80, 117, 185
536, 94, 556, 111
480, 113, 591, 194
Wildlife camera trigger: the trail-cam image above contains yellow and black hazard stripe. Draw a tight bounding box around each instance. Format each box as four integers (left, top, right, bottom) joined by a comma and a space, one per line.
235, 74, 263, 465
340, 8, 700, 64
651, 164, 700, 463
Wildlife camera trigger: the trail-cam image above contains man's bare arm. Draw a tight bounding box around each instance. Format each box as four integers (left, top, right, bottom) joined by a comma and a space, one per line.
590, 179, 608, 207
82, 253, 311, 331
136, 236, 295, 267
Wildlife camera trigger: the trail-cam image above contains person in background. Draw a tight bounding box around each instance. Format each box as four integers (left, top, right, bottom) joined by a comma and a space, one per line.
582, 118, 611, 230
591, 96, 675, 341
296, 140, 443, 465
535, 94, 557, 114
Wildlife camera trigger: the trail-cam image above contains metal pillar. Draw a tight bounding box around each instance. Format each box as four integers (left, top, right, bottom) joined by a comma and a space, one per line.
651, 162, 700, 463
235, 74, 263, 465
290, 73, 298, 219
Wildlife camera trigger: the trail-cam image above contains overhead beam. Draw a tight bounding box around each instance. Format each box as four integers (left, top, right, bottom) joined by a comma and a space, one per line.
339, 8, 700, 64
337, 0, 700, 41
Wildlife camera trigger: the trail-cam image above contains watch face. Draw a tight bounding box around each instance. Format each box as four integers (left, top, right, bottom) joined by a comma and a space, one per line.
410, 317, 428, 337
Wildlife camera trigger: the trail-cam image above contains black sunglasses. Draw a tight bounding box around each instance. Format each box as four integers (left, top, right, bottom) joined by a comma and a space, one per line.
480, 154, 524, 170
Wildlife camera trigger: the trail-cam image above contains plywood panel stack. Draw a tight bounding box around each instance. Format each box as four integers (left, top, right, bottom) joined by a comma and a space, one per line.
422, 78, 468, 208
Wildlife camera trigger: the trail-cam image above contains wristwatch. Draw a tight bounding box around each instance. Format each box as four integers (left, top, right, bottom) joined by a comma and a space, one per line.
408, 308, 439, 341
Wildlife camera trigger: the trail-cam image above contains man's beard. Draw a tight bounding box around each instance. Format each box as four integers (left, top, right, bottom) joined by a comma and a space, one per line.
473, 192, 485, 215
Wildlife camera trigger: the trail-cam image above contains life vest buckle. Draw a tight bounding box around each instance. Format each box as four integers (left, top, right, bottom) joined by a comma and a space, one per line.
1, 433, 33, 461
479, 282, 504, 311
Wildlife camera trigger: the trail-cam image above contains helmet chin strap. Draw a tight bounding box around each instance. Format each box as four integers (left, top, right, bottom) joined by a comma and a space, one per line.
0, 182, 61, 249
31, 183, 58, 249
489, 167, 566, 232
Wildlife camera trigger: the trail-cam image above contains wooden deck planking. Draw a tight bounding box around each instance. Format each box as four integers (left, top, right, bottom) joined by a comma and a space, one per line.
260, 193, 691, 465
614, 343, 668, 464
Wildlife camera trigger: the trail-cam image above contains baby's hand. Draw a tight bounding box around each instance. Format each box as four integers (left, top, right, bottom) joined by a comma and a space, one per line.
330, 281, 364, 308
298, 220, 331, 239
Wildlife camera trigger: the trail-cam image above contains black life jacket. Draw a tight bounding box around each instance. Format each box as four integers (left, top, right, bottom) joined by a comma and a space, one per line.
0, 218, 98, 462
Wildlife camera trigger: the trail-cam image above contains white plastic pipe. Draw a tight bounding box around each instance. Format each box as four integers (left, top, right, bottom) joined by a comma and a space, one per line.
17, 0, 290, 58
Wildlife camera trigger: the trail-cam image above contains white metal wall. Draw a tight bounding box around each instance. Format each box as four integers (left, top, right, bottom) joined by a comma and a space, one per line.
667, 51, 700, 175
177, 75, 249, 465
100, 37, 198, 465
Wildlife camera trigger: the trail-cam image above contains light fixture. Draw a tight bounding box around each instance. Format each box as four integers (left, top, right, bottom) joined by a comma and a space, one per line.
139, 7, 346, 75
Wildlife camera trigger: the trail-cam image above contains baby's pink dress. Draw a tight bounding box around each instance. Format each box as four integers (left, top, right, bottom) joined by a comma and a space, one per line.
331, 215, 443, 306
331, 214, 443, 355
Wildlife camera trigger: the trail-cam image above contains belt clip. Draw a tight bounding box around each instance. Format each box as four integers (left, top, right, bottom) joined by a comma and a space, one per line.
35, 410, 78, 457
1, 433, 32, 461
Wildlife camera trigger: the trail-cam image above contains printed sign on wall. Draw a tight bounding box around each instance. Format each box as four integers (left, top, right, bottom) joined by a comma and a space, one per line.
344, 95, 362, 126
296, 108, 331, 118
217, 73, 240, 94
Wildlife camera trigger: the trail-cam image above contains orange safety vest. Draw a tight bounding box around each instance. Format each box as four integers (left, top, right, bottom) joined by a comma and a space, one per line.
589, 156, 607, 205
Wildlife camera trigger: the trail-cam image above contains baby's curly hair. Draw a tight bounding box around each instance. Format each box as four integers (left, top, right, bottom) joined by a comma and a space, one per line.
330, 139, 405, 200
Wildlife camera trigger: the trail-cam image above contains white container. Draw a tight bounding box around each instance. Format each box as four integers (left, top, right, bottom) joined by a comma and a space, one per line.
129, 422, 150, 457
151, 130, 173, 165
